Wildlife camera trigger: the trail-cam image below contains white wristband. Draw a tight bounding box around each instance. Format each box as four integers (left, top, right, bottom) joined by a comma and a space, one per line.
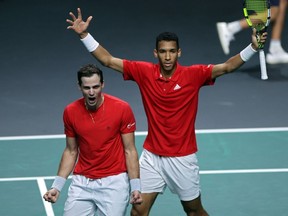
240, 43, 257, 62
130, 178, 141, 192
51, 176, 66, 192
80, 33, 99, 52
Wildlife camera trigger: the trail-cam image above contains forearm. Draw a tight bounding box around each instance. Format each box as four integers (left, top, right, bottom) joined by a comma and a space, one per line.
80, 33, 124, 72
57, 148, 78, 178
212, 44, 257, 79
212, 54, 245, 78
91, 45, 119, 69
50, 148, 77, 192
125, 149, 141, 193
224, 54, 245, 73
125, 149, 140, 180
226, 43, 258, 72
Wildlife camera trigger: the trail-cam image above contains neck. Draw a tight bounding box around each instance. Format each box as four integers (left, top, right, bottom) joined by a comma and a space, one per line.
161, 70, 174, 79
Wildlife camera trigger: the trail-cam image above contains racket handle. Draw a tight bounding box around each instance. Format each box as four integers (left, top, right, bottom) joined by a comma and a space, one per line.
259, 50, 268, 80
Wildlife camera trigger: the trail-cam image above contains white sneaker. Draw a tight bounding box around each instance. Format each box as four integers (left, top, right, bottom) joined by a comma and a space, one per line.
266, 48, 288, 64
216, 22, 234, 55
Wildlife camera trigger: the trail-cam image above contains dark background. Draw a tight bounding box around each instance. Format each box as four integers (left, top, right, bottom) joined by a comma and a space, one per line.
1, 0, 287, 136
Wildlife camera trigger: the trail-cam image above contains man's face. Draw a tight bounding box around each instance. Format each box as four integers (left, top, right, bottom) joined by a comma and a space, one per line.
154, 40, 181, 74
79, 74, 104, 110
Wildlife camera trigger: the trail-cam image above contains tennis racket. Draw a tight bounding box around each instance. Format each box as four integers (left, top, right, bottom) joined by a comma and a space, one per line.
243, 0, 270, 80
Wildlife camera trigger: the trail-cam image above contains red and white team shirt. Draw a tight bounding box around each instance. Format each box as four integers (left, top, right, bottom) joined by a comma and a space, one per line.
63, 94, 136, 179
123, 60, 214, 157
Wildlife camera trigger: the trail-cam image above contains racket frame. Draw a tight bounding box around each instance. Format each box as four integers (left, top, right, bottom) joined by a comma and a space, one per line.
243, 0, 271, 80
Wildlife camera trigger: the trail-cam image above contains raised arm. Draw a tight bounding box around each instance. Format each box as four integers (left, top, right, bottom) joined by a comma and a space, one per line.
212, 29, 267, 79
66, 8, 124, 73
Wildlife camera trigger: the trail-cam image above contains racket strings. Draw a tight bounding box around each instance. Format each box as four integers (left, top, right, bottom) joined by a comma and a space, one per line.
244, 0, 270, 48
246, 0, 268, 21
245, 0, 269, 29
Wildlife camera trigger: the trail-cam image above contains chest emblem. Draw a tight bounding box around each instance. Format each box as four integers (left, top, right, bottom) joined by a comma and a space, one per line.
173, 84, 181, 91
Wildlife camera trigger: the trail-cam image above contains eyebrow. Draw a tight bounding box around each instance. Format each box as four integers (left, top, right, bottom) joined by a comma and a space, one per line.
158, 48, 178, 52
83, 84, 101, 88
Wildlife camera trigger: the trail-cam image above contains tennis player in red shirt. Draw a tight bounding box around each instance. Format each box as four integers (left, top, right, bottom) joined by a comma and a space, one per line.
43, 64, 142, 215
66, 8, 267, 216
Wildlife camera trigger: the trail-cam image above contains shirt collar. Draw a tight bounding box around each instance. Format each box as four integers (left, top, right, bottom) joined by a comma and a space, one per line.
155, 63, 180, 81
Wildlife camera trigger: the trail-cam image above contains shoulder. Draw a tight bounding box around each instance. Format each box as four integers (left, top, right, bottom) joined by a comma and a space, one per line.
65, 98, 83, 110
124, 59, 156, 69
63, 98, 84, 123
104, 94, 130, 107
64, 98, 85, 118
177, 64, 214, 85
104, 94, 134, 117
184, 64, 213, 71
123, 60, 159, 81
181, 64, 214, 77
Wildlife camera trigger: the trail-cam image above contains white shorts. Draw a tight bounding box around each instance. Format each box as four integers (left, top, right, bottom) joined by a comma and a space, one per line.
139, 149, 200, 201
63, 173, 129, 216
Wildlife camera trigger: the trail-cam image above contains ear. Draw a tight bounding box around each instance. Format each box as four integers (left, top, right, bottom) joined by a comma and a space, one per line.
153, 49, 158, 58
102, 82, 105, 88
177, 48, 182, 57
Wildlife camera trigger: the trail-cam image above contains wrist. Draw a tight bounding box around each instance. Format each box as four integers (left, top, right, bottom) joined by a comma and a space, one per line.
130, 178, 141, 193
240, 43, 257, 62
79, 32, 89, 39
251, 44, 258, 51
80, 33, 99, 52
51, 176, 66, 192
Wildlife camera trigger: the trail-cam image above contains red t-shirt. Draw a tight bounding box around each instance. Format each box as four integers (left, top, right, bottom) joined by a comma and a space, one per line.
123, 60, 214, 156
63, 94, 136, 178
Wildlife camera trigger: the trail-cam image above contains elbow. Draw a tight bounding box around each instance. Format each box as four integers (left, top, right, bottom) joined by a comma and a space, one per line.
100, 60, 110, 67
66, 147, 78, 158
98, 56, 114, 68
71, 149, 79, 157
225, 63, 240, 74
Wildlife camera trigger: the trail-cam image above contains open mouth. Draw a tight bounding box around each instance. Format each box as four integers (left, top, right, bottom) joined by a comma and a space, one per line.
87, 97, 96, 105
